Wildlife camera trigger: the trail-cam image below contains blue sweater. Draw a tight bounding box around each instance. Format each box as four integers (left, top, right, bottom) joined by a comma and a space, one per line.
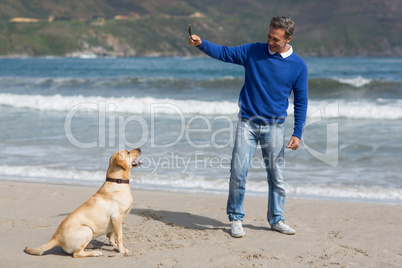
198, 40, 308, 139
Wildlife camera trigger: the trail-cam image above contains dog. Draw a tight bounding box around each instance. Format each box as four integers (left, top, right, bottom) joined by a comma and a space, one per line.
25, 148, 142, 258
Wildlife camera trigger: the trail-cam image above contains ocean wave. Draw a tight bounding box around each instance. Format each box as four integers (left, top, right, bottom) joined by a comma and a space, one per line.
0, 93, 238, 115
1, 165, 401, 203
1, 93, 402, 119
308, 77, 401, 99
0, 165, 105, 182
303, 99, 402, 120
334, 76, 372, 87
285, 184, 402, 202
0, 76, 243, 91
1, 75, 400, 97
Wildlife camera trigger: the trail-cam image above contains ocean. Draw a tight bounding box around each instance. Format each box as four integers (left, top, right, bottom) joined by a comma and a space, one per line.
0, 56, 401, 204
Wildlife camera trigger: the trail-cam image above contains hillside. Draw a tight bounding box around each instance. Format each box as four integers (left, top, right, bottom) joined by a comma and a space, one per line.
0, 0, 401, 57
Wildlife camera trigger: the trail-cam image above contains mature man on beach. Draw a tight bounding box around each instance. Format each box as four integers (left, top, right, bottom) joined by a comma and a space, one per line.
188, 16, 308, 237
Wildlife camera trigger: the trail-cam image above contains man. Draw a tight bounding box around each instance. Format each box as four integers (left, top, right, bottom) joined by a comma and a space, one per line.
188, 16, 308, 237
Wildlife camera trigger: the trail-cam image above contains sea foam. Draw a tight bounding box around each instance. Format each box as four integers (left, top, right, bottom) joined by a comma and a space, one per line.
335, 76, 373, 87
2, 93, 401, 119
1, 164, 401, 203
0, 93, 237, 115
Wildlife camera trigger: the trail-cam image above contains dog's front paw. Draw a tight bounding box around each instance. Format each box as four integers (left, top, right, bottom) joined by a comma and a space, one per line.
121, 248, 130, 256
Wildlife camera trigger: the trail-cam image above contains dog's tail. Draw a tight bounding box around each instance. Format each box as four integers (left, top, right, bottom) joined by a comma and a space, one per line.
25, 237, 58, 256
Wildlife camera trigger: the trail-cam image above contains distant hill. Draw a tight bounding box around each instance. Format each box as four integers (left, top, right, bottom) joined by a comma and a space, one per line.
0, 0, 400, 57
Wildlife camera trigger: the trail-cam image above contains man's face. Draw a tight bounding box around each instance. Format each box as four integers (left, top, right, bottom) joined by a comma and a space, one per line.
267, 27, 292, 54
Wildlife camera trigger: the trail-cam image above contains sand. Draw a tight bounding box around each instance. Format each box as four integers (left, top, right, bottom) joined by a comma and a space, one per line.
0, 180, 401, 267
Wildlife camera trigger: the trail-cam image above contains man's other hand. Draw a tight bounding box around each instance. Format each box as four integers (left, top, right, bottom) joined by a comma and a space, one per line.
286, 136, 300, 150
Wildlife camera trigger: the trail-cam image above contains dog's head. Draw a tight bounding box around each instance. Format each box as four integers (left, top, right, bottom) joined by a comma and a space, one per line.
107, 148, 142, 180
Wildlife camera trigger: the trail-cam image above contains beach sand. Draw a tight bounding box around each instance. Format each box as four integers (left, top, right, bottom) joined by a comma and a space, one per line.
0, 181, 401, 267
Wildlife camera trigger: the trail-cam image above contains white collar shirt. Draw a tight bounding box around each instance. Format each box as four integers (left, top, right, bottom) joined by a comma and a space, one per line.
268, 44, 293, 58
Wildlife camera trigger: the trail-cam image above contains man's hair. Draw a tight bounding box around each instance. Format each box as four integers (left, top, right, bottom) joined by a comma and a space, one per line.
270, 16, 295, 39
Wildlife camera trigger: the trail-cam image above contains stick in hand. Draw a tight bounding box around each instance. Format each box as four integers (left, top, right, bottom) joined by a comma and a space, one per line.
188, 24, 195, 41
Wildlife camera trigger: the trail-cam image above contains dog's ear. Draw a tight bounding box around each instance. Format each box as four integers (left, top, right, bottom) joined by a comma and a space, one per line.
115, 153, 129, 170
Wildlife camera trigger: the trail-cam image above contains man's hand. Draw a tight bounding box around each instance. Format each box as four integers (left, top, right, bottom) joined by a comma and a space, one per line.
188, 34, 202, 47
286, 136, 300, 150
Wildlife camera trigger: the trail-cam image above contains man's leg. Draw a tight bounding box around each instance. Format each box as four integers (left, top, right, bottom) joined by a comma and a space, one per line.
260, 123, 286, 226
227, 119, 257, 222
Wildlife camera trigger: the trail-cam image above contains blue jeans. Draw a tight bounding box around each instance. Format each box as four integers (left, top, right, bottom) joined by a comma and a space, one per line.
227, 118, 286, 226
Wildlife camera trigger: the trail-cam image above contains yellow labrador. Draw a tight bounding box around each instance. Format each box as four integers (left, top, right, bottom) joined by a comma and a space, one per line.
25, 148, 142, 258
